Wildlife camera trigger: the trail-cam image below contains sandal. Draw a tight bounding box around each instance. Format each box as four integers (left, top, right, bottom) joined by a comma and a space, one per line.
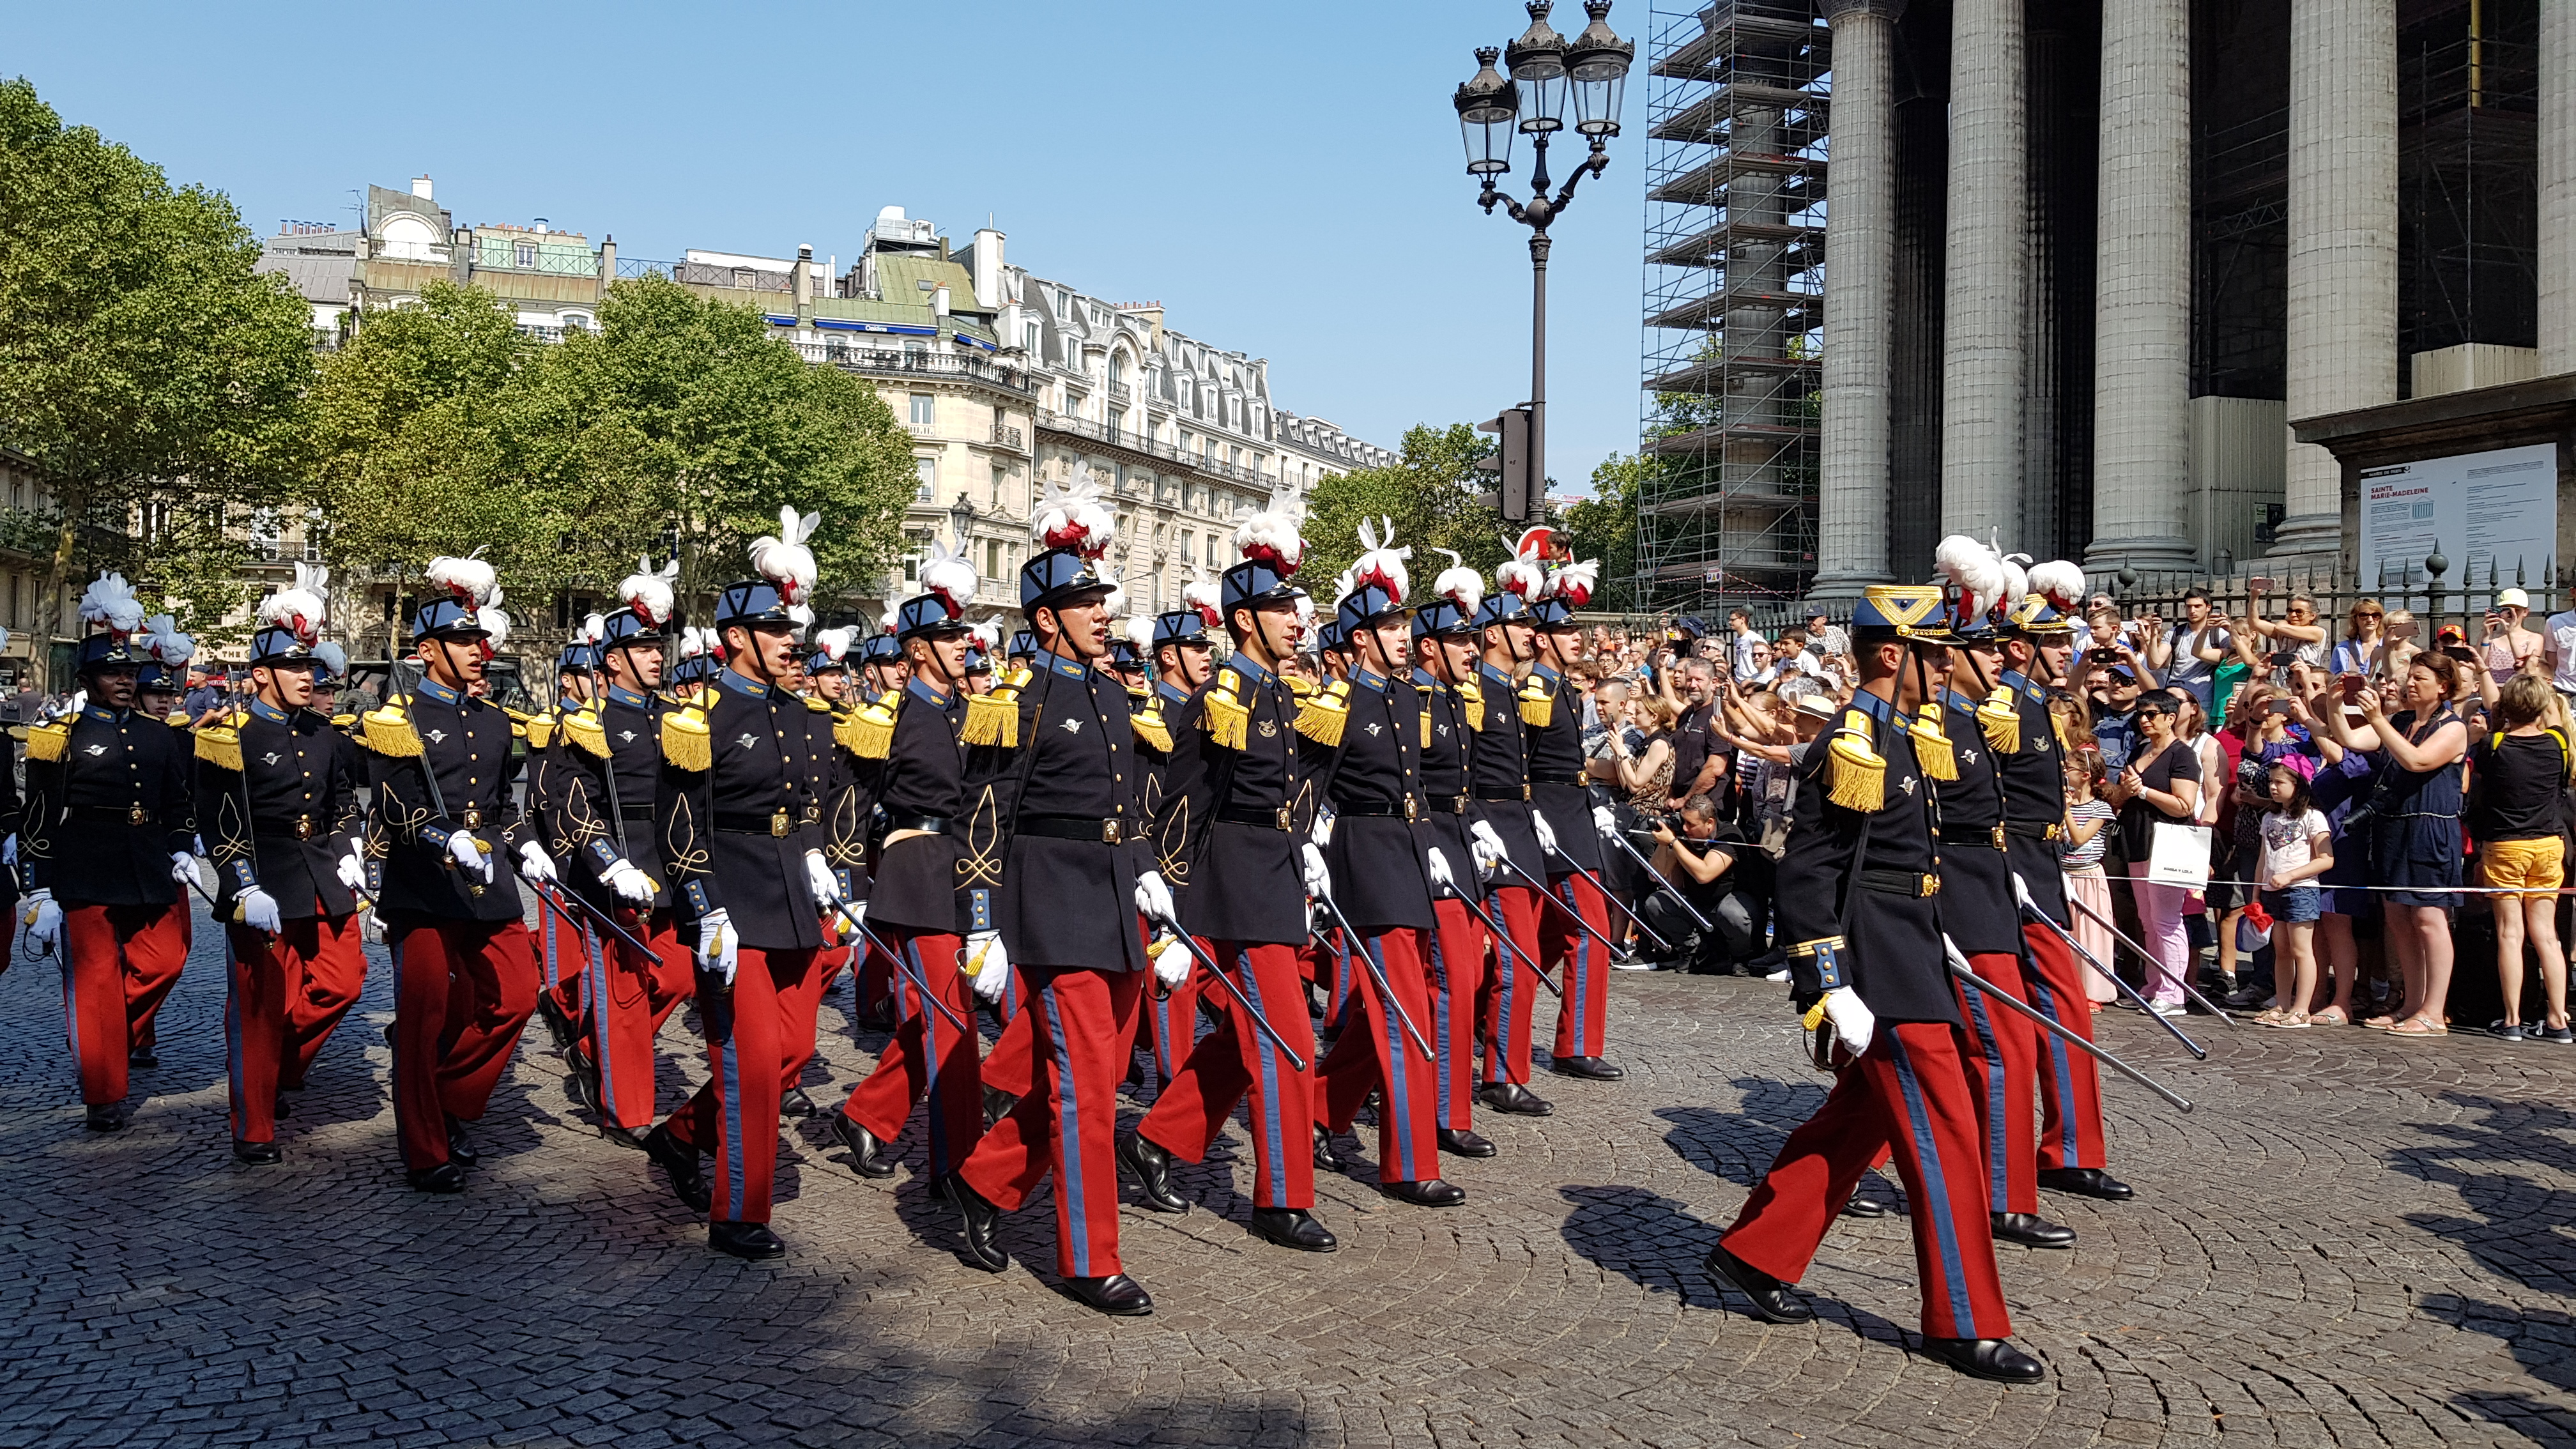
2386, 1016, 2448, 1038
2251, 1008, 2289, 1027
2361, 1014, 2398, 1031
2308, 1007, 2351, 1027
2273, 1012, 2312, 1029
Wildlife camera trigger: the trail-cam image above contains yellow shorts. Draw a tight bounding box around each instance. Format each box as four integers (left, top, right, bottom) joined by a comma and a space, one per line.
2482, 836, 2566, 898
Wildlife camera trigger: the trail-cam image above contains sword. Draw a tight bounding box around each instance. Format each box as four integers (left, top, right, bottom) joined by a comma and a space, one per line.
1942, 934, 2195, 1114
1454, 885, 1560, 997
2066, 893, 2237, 1025
823, 900, 974, 1035
1310, 891, 1436, 1061
1542, 844, 1673, 954
528, 878, 660, 962
1604, 829, 1716, 934
1492, 852, 1629, 963
1161, 930, 1309, 1072
2011, 874, 2205, 1058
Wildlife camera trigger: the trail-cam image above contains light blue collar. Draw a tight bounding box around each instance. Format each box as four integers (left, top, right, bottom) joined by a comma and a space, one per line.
606, 684, 648, 708
249, 698, 291, 724
719, 668, 769, 699
415, 676, 461, 705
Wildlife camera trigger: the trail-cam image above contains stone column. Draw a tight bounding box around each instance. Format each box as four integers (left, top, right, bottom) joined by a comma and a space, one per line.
1938, 0, 2026, 537
2084, 0, 2196, 571
2274, 0, 2397, 564
1811, 0, 1908, 602
2542, 0, 2573, 375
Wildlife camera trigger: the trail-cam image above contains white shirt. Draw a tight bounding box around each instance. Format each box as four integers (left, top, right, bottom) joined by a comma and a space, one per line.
2548, 610, 2576, 692
1731, 630, 1763, 683
2259, 808, 2329, 883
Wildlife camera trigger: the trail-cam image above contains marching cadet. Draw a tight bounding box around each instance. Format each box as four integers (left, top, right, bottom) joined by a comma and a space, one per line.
668, 628, 718, 703
859, 629, 908, 698
194, 566, 366, 1164
643, 510, 847, 1260
1005, 629, 1038, 668
281, 640, 367, 1095
1123, 508, 1340, 1253
1521, 544, 1623, 1081
530, 624, 604, 1053
828, 546, 998, 1190
554, 560, 689, 1149
1469, 562, 1553, 1117
1126, 587, 1218, 1085
1310, 524, 1459, 1208
128, 614, 204, 1059
20, 574, 196, 1131
945, 477, 1181, 1315
1928, 539, 2078, 1250
1410, 555, 1499, 1158
360, 557, 556, 1192
1703, 584, 2043, 1384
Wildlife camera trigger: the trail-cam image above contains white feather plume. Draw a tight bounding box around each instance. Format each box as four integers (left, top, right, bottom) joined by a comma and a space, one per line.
1124, 615, 1156, 654
677, 625, 716, 662
969, 616, 1006, 653
1934, 534, 2007, 620
1232, 483, 1307, 574
476, 605, 511, 653
618, 556, 678, 627
580, 613, 606, 647
749, 506, 822, 606
256, 562, 330, 645
1997, 552, 2030, 613
1497, 557, 1547, 603
787, 602, 814, 641
138, 614, 195, 665
77, 572, 144, 634
1182, 574, 1223, 627
2030, 560, 2087, 612
918, 539, 980, 619
1549, 559, 1600, 608
1033, 469, 1116, 560
1430, 549, 1483, 614
1351, 516, 1412, 602
811, 625, 855, 664
425, 556, 497, 608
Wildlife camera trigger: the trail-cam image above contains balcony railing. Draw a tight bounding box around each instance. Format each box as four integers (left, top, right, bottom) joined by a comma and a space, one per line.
789, 342, 1034, 395
1036, 410, 1275, 486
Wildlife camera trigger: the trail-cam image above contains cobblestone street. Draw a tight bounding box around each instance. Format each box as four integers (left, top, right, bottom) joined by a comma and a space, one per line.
2, 906, 2570, 1448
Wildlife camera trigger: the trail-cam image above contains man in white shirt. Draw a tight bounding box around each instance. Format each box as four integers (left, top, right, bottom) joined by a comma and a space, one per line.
1728, 608, 1763, 684
2539, 583, 2576, 703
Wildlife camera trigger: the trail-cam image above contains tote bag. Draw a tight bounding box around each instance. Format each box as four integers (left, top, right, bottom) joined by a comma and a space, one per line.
2145, 820, 2214, 889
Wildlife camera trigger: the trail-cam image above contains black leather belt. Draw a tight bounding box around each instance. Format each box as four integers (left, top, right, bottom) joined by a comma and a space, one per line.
1216, 802, 1293, 830
253, 814, 325, 841
882, 813, 951, 836
2004, 820, 2062, 841
1857, 868, 1941, 898
1018, 813, 1135, 845
70, 804, 158, 825
714, 807, 820, 837
1530, 770, 1586, 786
619, 805, 656, 821
1938, 824, 2009, 849
1439, 794, 1469, 815
1335, 798, 1421, 822
1474, 786, 1533, 803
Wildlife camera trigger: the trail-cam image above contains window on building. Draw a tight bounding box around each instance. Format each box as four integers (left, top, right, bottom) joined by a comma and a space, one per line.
1228, 446, 1241, 470
514, 242, 537, 268
1178, 530, 1193, 563
903, 528, 932, 583
992, 464, 1008, 503
1108, 406, 1125, 435
1023, 323, 1040, 353
985, 539, 1004, 578
914, 456, 936, 500
910, 393, 936, 427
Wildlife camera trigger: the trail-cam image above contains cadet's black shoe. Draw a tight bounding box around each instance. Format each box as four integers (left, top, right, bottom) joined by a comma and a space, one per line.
1065, 1273, 1153, 1316
231, 1138, 282, 1165
983, 1086, 1018, 1127
1437, 1127, 1497, 1158
1117, 1131, 1188, 1213
82, 1103, 128, 1132
1314, 1124, 1342, 1170
127, 1048, 158, 1070
1921, 1337, 2046, 1383
1478, 1082, 1554, 1117
942, 1174, 1010, 1273
829, 1112, 895, 1179
2037, 1166, 2135, 1201
406, 1162, 467, 1194
1550, 1055, 1625, 1081
1990, 1211, 2077, 1249
564, 1069, 600, 1115
597, 1123, 652, 1152
1703, 1245, 1814, 1324
272, 1094, 292, 1118
645, 1123, 711, 1214
709, 1221, 786, 1261
1381, 1177, 1466, 1208
534, 993, 578, 1051
778, 1085, 817, 1120
1248, 1208, 1338, 1253
1842, 1193, 1891, 1218
443, 1117, 479, 1168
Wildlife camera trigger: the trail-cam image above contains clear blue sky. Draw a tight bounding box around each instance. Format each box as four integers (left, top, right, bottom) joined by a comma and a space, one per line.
7, 0, 1652, 495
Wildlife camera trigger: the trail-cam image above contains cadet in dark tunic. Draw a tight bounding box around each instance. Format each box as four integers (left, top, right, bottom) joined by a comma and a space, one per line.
195, 597, 367, 1163
1705, 585, 2041, 1385
1126, 540, 1340, 1253
1524, 585, 1621, 1080
1130, 604, 1215, 1084
20, 579, 197, 1132
282, 645, 369, 1091
1410, 570, 1498, 1159
528, 636, 602, 1054
1467, 584, 1554, 1117
358, 570, 551, 1192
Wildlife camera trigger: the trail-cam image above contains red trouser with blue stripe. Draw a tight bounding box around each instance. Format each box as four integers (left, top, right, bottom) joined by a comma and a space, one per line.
1424, 898, 1487, 1130
388, 919, 539, 1171
2021, 921, 2108, 1170
1137, 956, 1202, 1087
957, 957, 1145, 1278
1956, 951, 2040, 1215
226, 913, 365, 1144
581, 908, 694, 1131
659, 946, 818, 1224
1542, 872, 1613, 1061
1139, 940, 1317, 1209
838, 928, 983, 1179
57, 902, 188, 1106
1477, 884, 1545, 1087
1315, 926, 1441, 1183
1719, 1020, 2014, 1340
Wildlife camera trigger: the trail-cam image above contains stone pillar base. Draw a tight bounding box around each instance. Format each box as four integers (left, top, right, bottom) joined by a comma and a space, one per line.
2082, 534, 2200, 574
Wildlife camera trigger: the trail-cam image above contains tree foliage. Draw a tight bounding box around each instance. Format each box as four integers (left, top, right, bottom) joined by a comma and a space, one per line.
1562, 451, 1656, 614
0, 77, 316, 686
1301, 423, 1516, 597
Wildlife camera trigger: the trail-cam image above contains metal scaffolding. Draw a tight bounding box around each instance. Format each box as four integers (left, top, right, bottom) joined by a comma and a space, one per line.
1634, 0, 1829, 617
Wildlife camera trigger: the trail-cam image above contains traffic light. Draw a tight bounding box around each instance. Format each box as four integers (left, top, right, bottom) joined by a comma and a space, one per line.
1476, 407, 1533, 523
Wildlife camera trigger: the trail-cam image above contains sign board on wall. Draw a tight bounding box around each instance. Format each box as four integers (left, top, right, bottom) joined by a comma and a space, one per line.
2356, 442, 2559, 598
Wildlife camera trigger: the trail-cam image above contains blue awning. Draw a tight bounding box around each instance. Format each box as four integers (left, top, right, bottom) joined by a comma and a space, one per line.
763, 314, 799, 326
954, 333, 996, 352
811, 318, 937, 336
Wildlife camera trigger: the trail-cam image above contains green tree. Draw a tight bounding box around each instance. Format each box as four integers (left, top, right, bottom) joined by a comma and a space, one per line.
1303, 423, 1516, 596
1563, 450, 1659, 613
0, 78, 317, 686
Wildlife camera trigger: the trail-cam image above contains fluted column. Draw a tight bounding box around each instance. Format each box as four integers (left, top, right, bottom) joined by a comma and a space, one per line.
1811, 0, 1907, 602
1938, 0, 2026, 537
2085, 0, 2196, 571
2542, 0, 2574, 374
2274, 0, 2396, 564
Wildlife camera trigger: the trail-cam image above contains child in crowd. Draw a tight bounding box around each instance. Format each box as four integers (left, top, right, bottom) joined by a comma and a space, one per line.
2062, 749, 2118, 1008
2253, 763, 2334, 1027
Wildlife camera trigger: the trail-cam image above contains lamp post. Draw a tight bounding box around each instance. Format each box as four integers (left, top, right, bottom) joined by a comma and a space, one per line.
1454, 1, 1632, 506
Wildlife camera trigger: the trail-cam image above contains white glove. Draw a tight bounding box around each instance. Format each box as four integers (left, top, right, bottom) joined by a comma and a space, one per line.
1531, 809, 1561, 858
599, 858, 656, 905
516, 841, 558, 885
1149, 932, 1190, 989
1133, 868, 1177, 930
22, 888, 59, 951
1424, 847, 1458, 899
967, 929, 1009, 1002
697, 908, 739, 986
1300, 842, 1333, 901
171, 851, 201, 888
237, 886, 282, 934
802, 849, 843, 907
1821, 986, 1876, 1059
841, 898, 866, 928
448, 832, 493, 882
1592, 804, 1620, 839
1469, 820, 1508, 881
335, 844, 367, 893
1309, 811, 1335, 848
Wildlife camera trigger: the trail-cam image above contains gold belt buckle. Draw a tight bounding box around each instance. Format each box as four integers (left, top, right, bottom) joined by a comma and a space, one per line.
1403, 796, 1419, 823
2046, 822, 2062, 840
127, 804, 148, 826
1274, 805, 1291, 832
1922, 874, 1942, 898
1453, 794, 1469, 815
1991, 824, 2007, 850
294, 816, 314, 841
770, 809, 792, 838
1521, 785, 1531, 802
1101, 818, 1124, 846
462, 808, 483, 829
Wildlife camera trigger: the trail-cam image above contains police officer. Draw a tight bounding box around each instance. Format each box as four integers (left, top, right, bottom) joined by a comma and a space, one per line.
643, 510, 844, 1259
1410, 561, 1498, 1159
1702, 585, 2042, 1384
20, 574, 196, 1131
194, 571, 367, 1164
1123, 519, 1338, 1252
357, 558, 554, 1192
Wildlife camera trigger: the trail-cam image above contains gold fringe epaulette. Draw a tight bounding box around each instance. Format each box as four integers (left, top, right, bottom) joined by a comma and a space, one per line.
331, 712, 356, 730
194, 719, 244, 772
1131, 703, 1173, 754
1977, 686, 2021, 755
1911, 710, 1958, 782
360, 698, 423, 757
1826, 710, 1886, 812
24, 720, 68, 763
837, 700, 896, 759
1284, 673, 1319, 699
521, 710, 556, 749
1518, 676, 1554, 729
805, 694, 832, 713
1202, 668, 1250, 750
561, 707, 609, 758
1295, 679, 1350, 747
960, 689, 1018, 749
1457, 677, 1485, 730
660, 705, 711, 772
164, 710, 190, 729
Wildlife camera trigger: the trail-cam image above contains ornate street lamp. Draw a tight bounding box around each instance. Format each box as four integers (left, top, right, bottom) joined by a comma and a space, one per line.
949, 491, 977, 549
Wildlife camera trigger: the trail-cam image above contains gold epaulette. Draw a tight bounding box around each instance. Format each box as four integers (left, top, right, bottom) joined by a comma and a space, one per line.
1295, 678, 1350, 747
194, 719, 244, 772
960, 689, 1018, 749
838, 700, 896, 759
164, 710, 190, 728
1911, 709, 1958, 782
1202, 668, 1250, 750
1000, 667, 1032, 692
1826, 710, 1885, 812
331, 712, 356, 729
1518, 675, 1554, 728
1284, 673, 1319, 699
521, 710, 556, 749
1457, 677, 1485, 730
804, 694, 832, 713
360, 697, 423, 757
24, 719, 66, 763
1131, 703, 1172, 754
660, 704, 711, 772
561, 707, 609, 758
1977, 686, 2022, 755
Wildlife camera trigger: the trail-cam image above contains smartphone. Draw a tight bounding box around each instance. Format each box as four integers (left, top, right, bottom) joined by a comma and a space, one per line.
2444, 644, 2479, 663
2248, 576, 2276, 592
2265, 700, 2292, 716
2268, 650, 2299, 667
2340, 675, 2363, 700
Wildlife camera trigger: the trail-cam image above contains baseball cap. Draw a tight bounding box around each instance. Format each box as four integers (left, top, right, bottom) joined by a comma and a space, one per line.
2497, 588, 2530, 610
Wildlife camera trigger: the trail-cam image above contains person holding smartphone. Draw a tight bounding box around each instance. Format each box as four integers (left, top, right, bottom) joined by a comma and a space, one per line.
2104, 693, 2202, 1016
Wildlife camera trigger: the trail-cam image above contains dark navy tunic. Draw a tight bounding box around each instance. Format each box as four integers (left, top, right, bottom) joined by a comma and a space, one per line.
871, 677, 975, 935
1931, 688, 2021, 955
22, 704, 195, 907
197, 698, 364, 920
364, 676, 528, 924
657, 668, 838, 953
1466, 663, 1544, 882
1994, 670, 2070, 925
1322, 664, 1435, 933
1155, 655, 1316, 946
1524, 662, 1605, 873
977, 650, 1151, 972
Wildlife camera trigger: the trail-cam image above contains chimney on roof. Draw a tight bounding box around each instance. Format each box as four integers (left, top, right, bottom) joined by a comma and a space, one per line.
411, 176, 434, 201
970, 227, 1005, 310
793, 244, 814, 309
932, 284, 951, 318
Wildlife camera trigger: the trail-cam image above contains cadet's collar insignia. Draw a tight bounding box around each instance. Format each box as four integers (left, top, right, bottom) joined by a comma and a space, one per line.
425, 728, 448, 744
908, 677, 950, 707
1532, 663, 1561, 684
1411, 668, 1444, 692
1230, 655, 1275, 688
1480, 663, 1514, 686
1943, 689, 1984, 719
82, 705, 119, 724
1045, 653, 1089, 680
416, 677, 461, 705
607, 684, 648, 707
82, 742, 107, 756
1850, 689, 1895, 724
2000, 669, 2030, 692
1349, 667, 1387, 693
719, 668, 768, 699
1158, 680, 1192, 707
249, 698, 291, 724
1060, 717, 1083, 733
560, 695, 585, 712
